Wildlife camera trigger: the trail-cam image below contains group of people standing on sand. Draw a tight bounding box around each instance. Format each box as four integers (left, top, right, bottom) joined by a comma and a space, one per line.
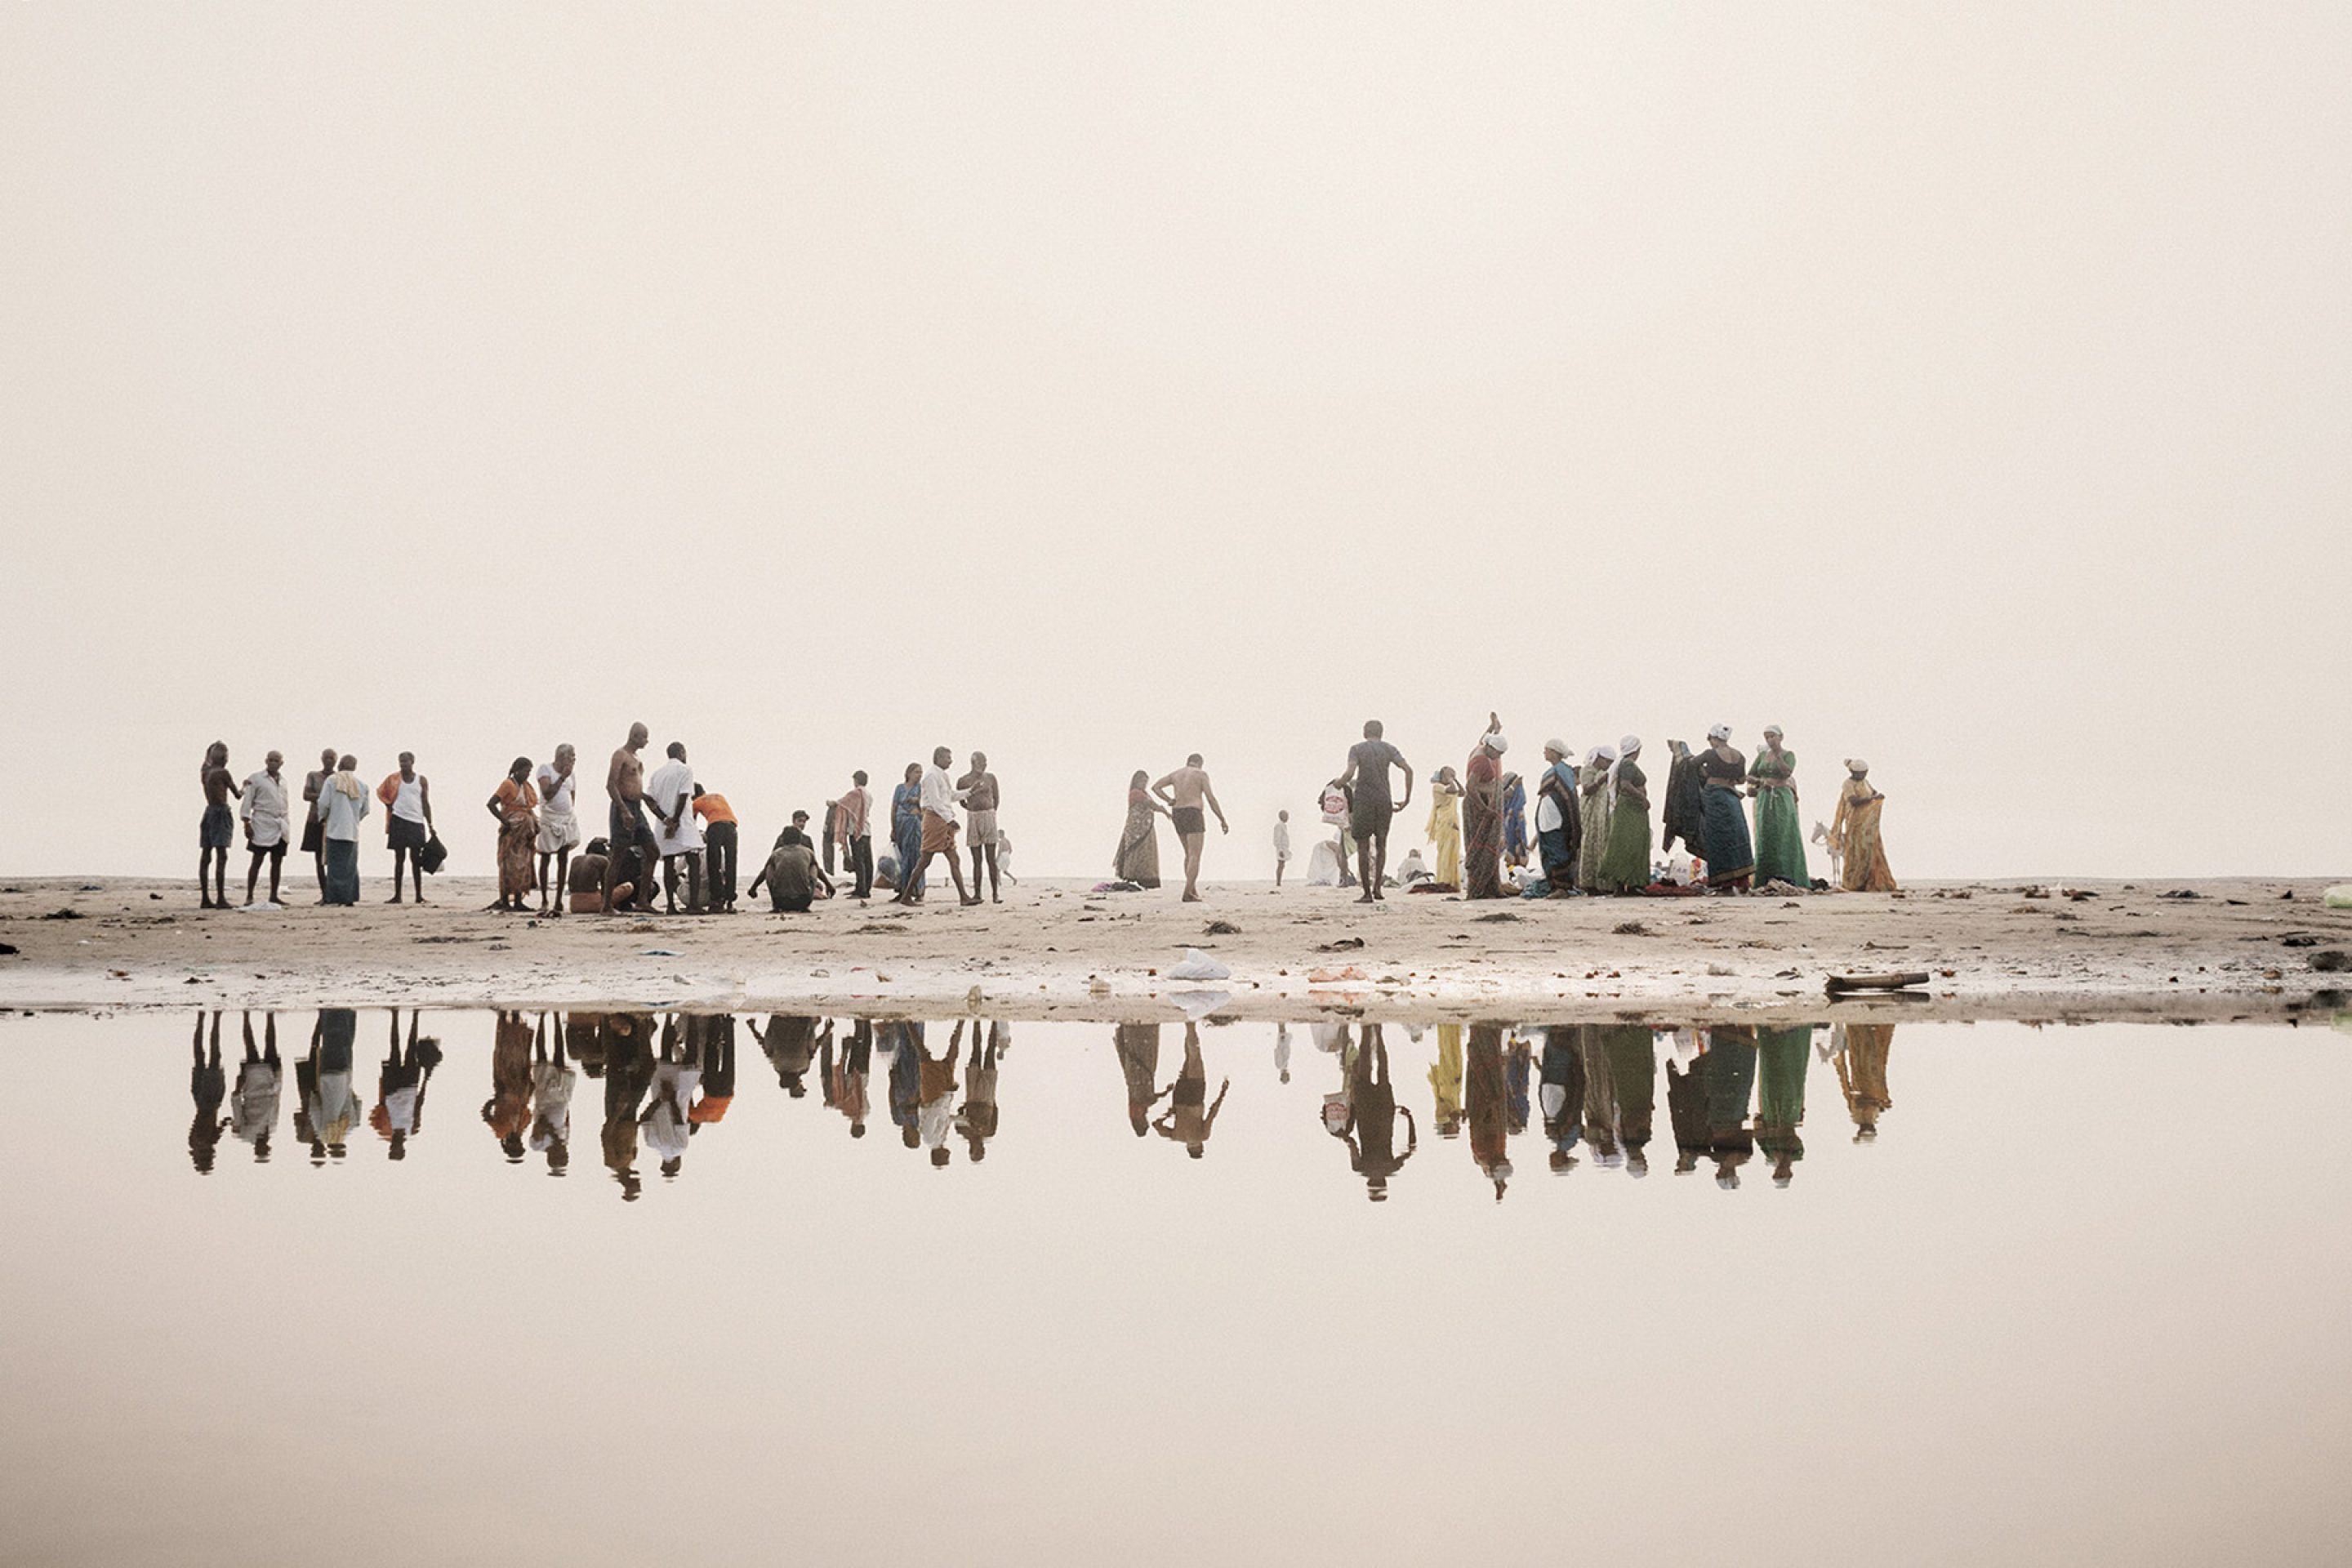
193, 725, 1018, 917
1266, 716, 1897, 902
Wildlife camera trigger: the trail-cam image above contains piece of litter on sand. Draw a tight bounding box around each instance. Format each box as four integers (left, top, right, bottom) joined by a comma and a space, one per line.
1614, 921, 1651, 936
2324, 885, 2352, 910
1204, 920, 1242, 936
1474, 911, 1520, 924
40, 909, 83, 921
0, 943, 17, 956
2158, 889, 2203, 900
1307, 965, 1367, 984
1825, 970, 1931, 994
1705, 964, 1735, 976
2313, 951, 2350, 973
642, 947, 681, 957
1168, 949, 1232, 982
1316, 937, 1365, 952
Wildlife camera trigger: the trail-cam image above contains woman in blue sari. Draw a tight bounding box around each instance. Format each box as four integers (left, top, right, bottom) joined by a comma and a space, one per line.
890, 763, 926, 899
1697, 724, 1754, 891
1501, 773, 1529, 869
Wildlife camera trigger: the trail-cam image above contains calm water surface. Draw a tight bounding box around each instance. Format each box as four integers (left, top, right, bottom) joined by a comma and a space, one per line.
2, 1009, 2347, 1566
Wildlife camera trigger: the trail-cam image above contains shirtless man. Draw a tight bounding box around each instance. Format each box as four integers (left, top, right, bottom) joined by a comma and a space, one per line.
1152, 753, 1229, 902
1335, 719, 1414, 902
301, 746, 336, 902
198, 742, 241, 909
958, 751, 1004, 904
604, 722, 654, 912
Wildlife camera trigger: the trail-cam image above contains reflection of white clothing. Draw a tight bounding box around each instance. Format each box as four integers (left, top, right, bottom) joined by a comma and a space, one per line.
534, 767, 581, 853
641, 1062, 698, 1159
919, 1094, 955, 1149
645, 762, 702, 855
530, 1062, 577, 1152
311, 1071, 360, 1143
384, 1085, 420, 1134
231, 1062, 280, 1144
240, 773, 289, 847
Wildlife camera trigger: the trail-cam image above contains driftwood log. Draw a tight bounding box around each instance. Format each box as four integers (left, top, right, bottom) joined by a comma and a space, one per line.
1824, 970, 1931, 995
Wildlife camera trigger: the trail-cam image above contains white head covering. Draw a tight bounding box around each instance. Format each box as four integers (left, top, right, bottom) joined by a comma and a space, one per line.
1483, 732, 1508, 755
1590, 745, 1616, 767
1544, 738, 1567, 759
1846, 758, 1869, 775
1707, 724, 1731, 744
1763, 724, 1784, 739
1618, 735, 1642, 759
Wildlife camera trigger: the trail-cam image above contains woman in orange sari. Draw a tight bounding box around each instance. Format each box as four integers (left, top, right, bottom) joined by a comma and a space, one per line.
486, 757, 539, 911
1829, 760, 1896, 892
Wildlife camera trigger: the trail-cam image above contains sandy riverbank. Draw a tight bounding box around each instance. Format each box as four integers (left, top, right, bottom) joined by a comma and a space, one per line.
1, 875, 2345, 1025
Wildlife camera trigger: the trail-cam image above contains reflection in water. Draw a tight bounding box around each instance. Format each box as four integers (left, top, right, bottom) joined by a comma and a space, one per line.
1833, 1022, 1895, 1140
1154, 1022, 1230, 1159
172, 1008, 1904, 1203
373, 1008, 443, 1160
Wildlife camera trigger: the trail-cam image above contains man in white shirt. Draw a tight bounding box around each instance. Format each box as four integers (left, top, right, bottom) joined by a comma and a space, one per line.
892, 746, 975, 907
239, 750, 291, 907
533, 743, 582, 917
644, 742, 705, 914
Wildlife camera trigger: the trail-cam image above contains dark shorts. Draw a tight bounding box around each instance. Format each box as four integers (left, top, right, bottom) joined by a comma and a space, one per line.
249, 838, 287, 862
773, 893, 813, 914
1172, 805, 1205, 837
200, 804, 235, 850
300, 817, 324, 854
609, 799, 654, 850
387, 816, 428, 852
1350, 800, 1392, 840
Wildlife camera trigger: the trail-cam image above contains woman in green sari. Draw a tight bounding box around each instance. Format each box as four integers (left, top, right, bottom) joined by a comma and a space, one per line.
1748, 725, 1808, 889
1594, 736, 1652, 893
1575, 745, 1615, 892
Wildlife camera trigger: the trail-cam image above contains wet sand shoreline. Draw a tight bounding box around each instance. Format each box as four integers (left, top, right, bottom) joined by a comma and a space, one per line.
2, 875, 2345, 1027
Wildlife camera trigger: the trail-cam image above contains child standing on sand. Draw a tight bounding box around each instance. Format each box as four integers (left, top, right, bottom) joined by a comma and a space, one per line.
1274, 811, 1292, 887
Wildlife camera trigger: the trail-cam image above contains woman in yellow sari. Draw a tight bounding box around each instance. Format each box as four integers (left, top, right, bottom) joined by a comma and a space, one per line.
1829, 760, 1896, 892
1426, 767, 1463, 889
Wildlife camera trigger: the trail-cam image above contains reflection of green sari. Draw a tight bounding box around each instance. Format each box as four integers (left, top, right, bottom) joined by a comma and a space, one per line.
1750, 747, 1808, 888
1755, 1025, 1811, 1179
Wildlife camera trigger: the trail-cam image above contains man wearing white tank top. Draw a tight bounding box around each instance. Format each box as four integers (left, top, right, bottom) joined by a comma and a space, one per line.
378, 752, 434, 904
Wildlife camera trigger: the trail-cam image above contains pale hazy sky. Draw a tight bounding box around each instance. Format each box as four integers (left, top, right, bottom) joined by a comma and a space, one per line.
3, 3, 2346, 880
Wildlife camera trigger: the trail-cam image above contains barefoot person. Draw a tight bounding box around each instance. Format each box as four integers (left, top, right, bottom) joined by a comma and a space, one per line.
300, 746, 336, 902
959, 751, 1004, 904
533, 745, 581, 916
484, 757, 539, 912
645, 742, 705, 914
313, 755, 370, 906
1335, 719, 1413, 902
1273, 810, 1292, 888
238, 750, 291, 907
837, 771, 875, 899
198, 742, 239, 909
604, 723, 655, 913
377, 753, 434, 904
1152, 753, 1229, 902
748, 832, 834, 913
894, 747, 975, 906
693, 784, 739, 912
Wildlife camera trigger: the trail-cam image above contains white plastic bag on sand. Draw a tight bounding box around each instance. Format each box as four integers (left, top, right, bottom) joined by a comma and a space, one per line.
2326, 884, 2352, 910
1306, 840, 1343, 887
1167, 948, 1231, 982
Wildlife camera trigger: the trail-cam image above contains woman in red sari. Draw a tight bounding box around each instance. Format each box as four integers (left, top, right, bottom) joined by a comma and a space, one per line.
1462, 719, 1508, 900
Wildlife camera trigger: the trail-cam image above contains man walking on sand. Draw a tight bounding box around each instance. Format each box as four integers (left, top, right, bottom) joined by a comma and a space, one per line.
959, 751, 1004, 904
240, 750, 291, 907
1152, 754, 1229, 902
895, 746, 976, 906
646, 742, 705, 914
837, 771, 874, 899
605, 723, 655, 913
198, 742, 240, 909
1336, 719, 1414, 902
301, 746, 336, 902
